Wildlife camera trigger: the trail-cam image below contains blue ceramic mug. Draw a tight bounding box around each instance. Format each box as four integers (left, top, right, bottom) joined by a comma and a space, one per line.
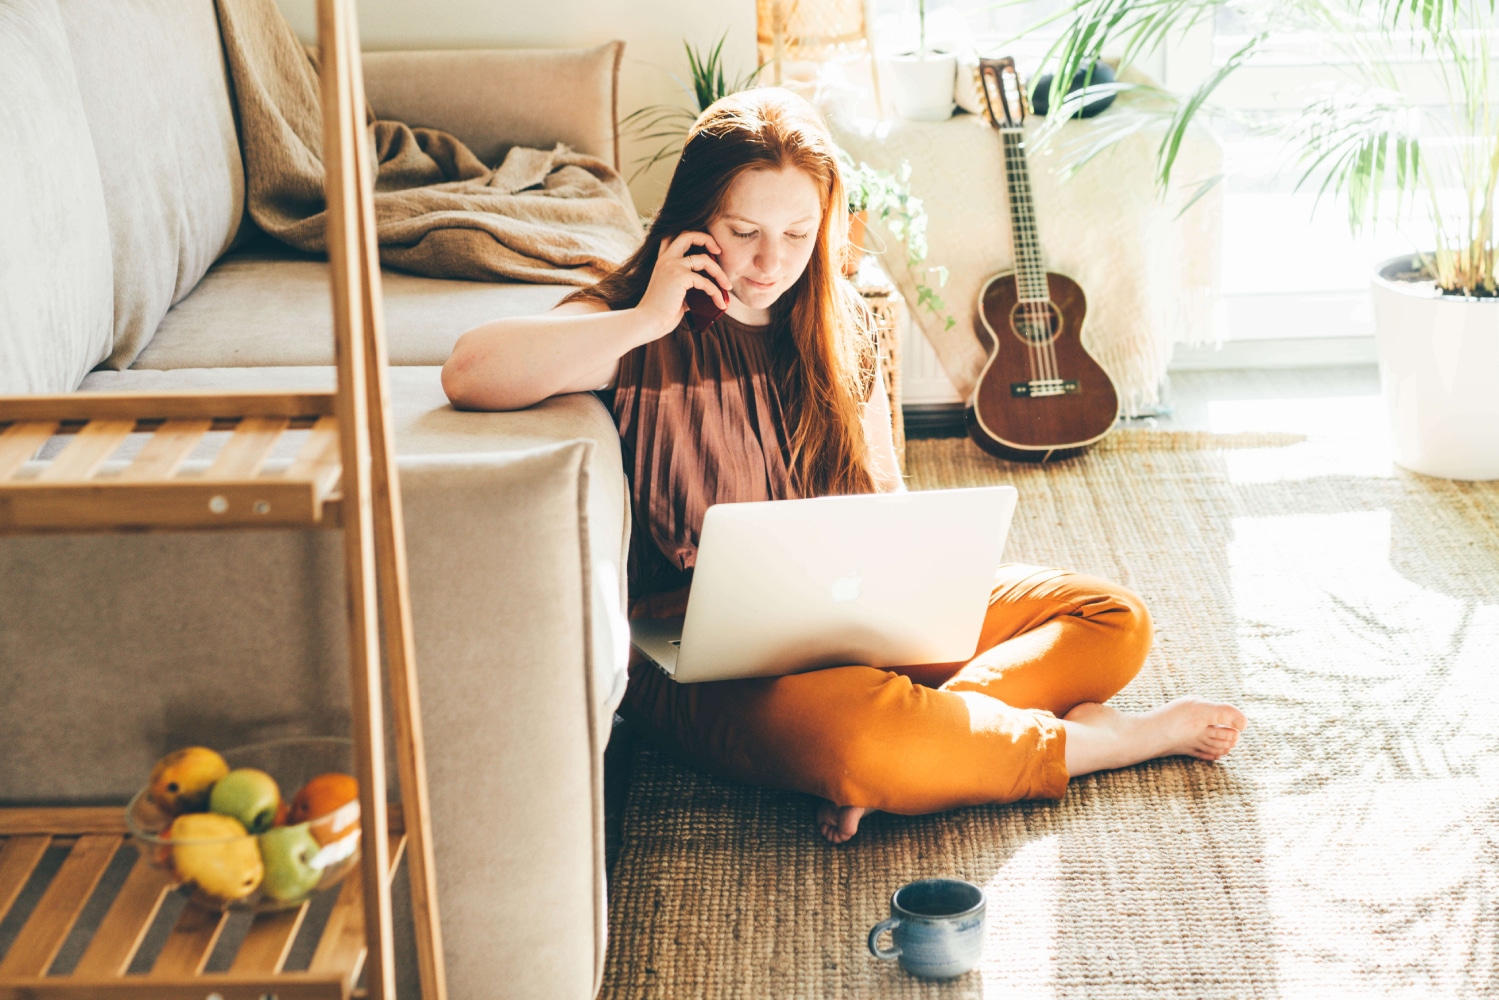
867, 877, 986, 979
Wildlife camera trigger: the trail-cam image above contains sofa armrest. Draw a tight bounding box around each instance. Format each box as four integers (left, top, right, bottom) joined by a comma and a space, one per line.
362, 40, 624, 171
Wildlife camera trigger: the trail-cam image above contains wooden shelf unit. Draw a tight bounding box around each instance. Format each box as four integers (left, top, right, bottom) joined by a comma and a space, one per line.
0, 0, 446, 997
0, 807, 406, 1000
0, 393, 344, 533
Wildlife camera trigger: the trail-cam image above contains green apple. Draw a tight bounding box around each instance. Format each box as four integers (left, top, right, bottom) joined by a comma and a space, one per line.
257, 824, 324, 902
170, 813, 263, 902
208, 768, 281, 834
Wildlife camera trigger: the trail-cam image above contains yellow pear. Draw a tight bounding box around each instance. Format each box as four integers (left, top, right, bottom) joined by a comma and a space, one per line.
169, 812, 263, 902
148, 746, 229, 816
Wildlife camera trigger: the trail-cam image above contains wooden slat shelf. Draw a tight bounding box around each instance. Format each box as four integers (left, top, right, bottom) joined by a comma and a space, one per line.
0, 808, 407, 1000
0, 398, 345, 534
0, 391, 338, 423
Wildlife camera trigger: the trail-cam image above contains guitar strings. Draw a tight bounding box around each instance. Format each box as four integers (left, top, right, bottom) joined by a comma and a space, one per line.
1013, 131, 1061, 395
1008, 129, 1061, 393
1006, 131, 1041, 388
1007, 134, 1043, 392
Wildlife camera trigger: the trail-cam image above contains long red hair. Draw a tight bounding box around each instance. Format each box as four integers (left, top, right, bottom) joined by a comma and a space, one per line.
564, 87, 876, 497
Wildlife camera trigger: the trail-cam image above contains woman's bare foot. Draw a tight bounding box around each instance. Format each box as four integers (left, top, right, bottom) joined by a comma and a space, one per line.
1062, 697, 1248, 776
816, 801, 875, 845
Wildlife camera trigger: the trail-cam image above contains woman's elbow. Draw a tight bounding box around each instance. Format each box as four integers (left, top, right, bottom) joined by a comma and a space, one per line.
441, 341, 477, 409
441, 335, 504, 410
442, 336, 538, 412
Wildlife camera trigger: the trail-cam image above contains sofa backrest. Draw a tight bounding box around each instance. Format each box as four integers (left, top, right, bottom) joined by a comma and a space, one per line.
362, 41, 625, 173
58, 0, 246, 372
0, 0, 114, 393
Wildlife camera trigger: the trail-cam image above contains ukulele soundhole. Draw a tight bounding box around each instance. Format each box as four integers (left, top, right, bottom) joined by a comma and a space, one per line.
1008, 300, 1061, 344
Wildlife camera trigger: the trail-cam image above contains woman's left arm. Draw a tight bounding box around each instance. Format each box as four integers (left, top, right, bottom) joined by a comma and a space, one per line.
862, 358, 906, 493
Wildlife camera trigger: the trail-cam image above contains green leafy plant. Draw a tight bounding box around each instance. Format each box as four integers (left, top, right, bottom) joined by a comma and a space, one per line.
1010, 0, 1499, 294
839, 151, 958, 330
619, 33, 768, 181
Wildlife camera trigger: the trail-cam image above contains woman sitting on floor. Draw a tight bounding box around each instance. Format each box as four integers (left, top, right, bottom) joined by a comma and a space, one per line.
441, 87, 1247, 844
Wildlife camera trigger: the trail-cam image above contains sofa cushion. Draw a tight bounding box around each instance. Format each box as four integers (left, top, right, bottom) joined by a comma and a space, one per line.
59, 0, 246, 371
130, 245, 573, 369
0, 0, 113, 392
363, 41, 624, 171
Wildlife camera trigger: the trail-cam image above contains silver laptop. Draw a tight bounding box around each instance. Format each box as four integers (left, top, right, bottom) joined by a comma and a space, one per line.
631, 486, 1018, 683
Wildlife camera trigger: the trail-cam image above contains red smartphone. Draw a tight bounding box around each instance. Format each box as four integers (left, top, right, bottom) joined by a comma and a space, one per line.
683, 245, 727, 333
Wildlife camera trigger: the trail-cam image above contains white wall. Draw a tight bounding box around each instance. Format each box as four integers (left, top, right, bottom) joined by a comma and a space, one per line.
274, 0, 758, 215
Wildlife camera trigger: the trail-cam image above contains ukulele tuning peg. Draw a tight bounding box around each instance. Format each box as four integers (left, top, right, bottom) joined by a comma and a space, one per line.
977, 56, 1025, 129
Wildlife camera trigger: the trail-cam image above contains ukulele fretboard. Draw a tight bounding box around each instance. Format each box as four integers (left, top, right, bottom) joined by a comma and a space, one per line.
1000, 128, 1048, 303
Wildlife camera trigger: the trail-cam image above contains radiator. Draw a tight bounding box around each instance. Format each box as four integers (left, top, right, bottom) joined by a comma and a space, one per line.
899, 308, 963, 406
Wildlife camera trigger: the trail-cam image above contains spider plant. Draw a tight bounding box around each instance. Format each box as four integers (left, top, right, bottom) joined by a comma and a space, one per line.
619, 33, 768, 182
1010, 0, 1499, 294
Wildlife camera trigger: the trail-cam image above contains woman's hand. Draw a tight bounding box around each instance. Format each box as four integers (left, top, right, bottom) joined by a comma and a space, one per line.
635, 231, 733, 338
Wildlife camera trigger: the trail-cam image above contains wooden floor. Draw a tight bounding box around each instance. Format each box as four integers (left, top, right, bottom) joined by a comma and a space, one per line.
1124, 365, 1383, 435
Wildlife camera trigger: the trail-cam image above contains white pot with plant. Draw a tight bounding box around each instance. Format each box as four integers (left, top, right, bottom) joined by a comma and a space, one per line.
1023, 0, 1499, 479
1371, 259, 1499, 480
884, 0, 956, 121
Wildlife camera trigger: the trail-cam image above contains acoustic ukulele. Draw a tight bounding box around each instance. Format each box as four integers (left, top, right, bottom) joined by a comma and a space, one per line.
966, 56, 1119, 463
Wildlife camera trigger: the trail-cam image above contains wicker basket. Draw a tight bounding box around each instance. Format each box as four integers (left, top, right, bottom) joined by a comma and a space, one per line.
850, 256, 906, 468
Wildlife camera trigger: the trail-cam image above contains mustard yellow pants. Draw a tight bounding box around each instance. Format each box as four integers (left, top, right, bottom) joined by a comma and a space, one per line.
622, 564, 1153, 814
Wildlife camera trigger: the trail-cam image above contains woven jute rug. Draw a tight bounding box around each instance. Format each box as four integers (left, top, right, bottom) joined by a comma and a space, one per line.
602, 429, 1499, 999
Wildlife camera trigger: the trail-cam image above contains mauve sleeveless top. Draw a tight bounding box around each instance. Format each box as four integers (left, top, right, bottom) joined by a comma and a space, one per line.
606, 312, 799, 598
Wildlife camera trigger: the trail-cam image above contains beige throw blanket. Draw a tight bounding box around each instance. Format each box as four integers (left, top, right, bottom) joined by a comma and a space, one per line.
215, 0, 643, 283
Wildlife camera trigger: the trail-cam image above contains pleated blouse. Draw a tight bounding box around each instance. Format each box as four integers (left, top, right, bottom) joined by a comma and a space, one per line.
607, 312, 798, 599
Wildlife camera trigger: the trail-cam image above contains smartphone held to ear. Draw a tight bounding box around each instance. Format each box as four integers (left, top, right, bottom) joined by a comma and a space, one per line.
683, 246, 727, 334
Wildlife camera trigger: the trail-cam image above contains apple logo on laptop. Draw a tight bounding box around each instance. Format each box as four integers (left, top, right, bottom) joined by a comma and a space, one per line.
830, 572, 862, 603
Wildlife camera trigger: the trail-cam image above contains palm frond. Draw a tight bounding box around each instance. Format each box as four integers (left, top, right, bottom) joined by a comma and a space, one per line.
617, 31, 767, 181
1174, 172, 1225, 218
1155, 31, 1265, 192
1284, 89, 1421, 233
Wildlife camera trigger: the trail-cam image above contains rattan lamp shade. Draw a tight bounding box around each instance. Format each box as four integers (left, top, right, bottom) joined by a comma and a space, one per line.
756, 0, 878, 88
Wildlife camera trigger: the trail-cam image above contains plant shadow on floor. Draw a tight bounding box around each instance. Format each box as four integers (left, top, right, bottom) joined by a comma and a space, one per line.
600, 433, 1499, 998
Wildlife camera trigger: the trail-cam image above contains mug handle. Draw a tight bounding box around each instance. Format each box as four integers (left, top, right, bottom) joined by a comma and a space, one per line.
868, 917, 902, 960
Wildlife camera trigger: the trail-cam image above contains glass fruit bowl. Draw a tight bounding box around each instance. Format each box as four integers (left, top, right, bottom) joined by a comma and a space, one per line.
126, 736, 363, 913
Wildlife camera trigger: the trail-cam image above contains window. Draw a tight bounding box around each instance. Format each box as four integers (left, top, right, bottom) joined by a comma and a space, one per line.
866, 1, 1492, 354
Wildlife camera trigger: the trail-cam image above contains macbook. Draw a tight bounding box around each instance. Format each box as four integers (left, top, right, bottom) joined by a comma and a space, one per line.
631, 486, 1018, 683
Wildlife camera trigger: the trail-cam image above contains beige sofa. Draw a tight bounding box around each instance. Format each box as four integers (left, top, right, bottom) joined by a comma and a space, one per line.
0, 1, 635, 997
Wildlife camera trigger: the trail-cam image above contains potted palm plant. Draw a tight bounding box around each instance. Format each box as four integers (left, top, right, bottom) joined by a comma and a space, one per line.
1026, 0, 1499, 479
885, 0, 958, 121
618, 33, 768, 182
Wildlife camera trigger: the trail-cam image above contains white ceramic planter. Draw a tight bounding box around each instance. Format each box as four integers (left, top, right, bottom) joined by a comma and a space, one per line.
885, 51, 956, 121
1371, 254, 1499, 480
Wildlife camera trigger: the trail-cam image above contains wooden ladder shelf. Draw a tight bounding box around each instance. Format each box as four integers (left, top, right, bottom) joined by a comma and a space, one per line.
0, 0, 446, 997
0, 808, 405, 999
0, 393, 344, 532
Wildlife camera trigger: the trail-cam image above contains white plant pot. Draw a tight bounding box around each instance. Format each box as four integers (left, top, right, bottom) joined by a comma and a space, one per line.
885, 51, 956, 122
1371, 254, 1499, 480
